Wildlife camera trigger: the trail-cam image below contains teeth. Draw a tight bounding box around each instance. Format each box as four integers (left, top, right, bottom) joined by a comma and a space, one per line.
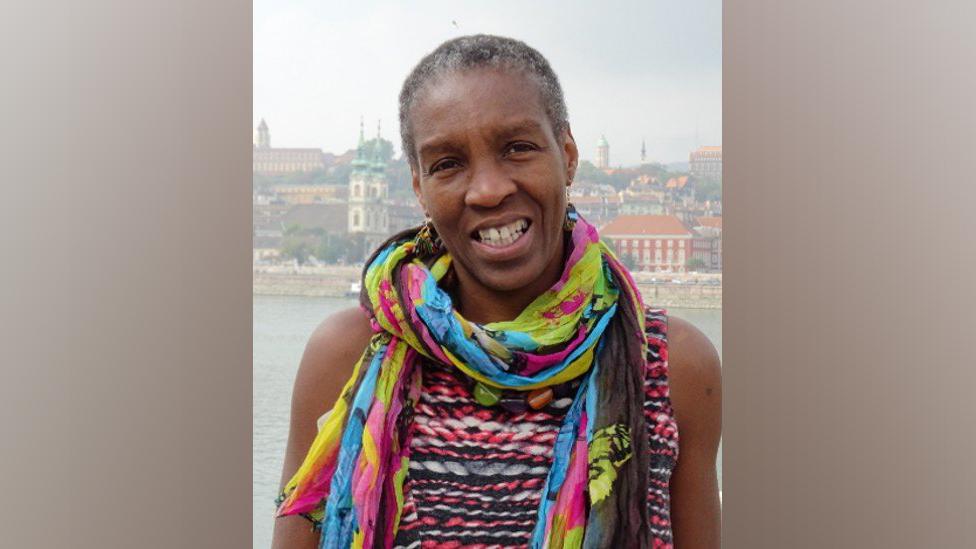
477, 219, 528, 247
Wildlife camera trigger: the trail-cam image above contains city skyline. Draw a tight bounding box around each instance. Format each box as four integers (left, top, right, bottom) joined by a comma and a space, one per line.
255, 0, 721, 166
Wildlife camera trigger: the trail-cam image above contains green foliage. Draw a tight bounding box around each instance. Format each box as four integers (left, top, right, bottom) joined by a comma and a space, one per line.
281, 236, 312, 264
279, 226, 368, 265
574, 160, 605, 183
361, 138, 394, 163
574, 160, 685, 192
695, 177, 722, 201
386, 157, 415, 199
686, 257, 707, 270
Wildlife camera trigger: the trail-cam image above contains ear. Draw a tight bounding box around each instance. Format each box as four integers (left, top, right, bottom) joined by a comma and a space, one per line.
563, 125, 579, 185
411, 164, 427, 214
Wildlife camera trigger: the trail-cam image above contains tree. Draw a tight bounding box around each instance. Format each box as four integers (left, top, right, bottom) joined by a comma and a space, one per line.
362, 138, 395, 164
695, 178, 722, 201
686, 257, 707, 271
314, 233, 346, 263
574, 160, 608, 185
281, 236, 311, 264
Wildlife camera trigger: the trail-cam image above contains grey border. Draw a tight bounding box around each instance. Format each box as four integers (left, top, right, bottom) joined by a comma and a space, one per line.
1, 1, 252, 546
724, 1, 976, 547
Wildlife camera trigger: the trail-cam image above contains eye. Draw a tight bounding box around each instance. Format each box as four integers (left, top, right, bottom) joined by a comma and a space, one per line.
504, 141, 539, 156
427, 158, 462, 175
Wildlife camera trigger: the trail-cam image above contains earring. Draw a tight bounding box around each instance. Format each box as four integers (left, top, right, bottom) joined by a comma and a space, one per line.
563, 188, 578, 232
414, 217, 442, 257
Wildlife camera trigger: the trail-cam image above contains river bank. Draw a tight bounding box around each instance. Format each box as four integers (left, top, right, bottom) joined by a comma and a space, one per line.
253, 265, 722, 309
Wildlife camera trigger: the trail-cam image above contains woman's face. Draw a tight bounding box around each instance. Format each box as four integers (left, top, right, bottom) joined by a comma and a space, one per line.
409, 68, 579, 297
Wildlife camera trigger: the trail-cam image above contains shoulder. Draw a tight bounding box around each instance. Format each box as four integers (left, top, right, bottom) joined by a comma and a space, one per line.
665, 316, 721, 393
291, 306, 374, 411
663, 315, 721, 446
304, 306, 374, 366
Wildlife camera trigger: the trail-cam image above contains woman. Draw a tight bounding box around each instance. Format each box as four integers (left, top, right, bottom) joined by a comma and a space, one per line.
272, 35, 721, 549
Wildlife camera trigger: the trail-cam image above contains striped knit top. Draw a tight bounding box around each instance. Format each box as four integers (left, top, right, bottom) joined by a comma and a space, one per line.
391, 308, 679, 549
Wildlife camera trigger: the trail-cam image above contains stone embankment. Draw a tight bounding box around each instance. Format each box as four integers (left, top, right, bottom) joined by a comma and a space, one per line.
253, 265, 722, 309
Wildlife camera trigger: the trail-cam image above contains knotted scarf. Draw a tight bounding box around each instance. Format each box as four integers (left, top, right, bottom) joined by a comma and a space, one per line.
276, 216, 652, 548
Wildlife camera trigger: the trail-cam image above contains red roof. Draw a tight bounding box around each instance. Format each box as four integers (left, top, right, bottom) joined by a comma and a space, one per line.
600, 215, 692, 237
696, 216, 722, 229
665, 175, 690, 189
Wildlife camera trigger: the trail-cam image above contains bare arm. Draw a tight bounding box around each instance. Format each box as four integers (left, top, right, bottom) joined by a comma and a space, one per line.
667, 316, 722, 549
270, 306, 374, 549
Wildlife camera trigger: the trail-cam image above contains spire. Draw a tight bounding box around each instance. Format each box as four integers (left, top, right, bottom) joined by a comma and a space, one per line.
352, 116, 369, 171
255, 118, 270, 149
371, 119, 385, 171
641, 138, 647, 163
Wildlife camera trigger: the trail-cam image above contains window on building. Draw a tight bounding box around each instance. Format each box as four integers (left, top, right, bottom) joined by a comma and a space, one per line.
679, 240, 685, 248
656, 240, 662, 248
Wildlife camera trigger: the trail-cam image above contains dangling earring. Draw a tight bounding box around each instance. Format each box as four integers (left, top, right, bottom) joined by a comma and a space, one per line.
414, 216, 442, 257
563, 187, 578, 232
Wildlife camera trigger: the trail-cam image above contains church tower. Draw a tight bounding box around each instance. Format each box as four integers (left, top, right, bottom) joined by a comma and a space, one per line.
641, 138, 647, 164
348, 118, 390, 255
255, 119, 270, 149
596, 135, 610, 169
348, 117, 369, 234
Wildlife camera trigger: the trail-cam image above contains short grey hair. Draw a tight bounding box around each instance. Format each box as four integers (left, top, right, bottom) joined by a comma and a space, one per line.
398, 34, 569, 168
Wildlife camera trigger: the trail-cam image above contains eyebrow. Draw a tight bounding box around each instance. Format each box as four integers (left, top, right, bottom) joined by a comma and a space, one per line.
496, 119, 546, 139
417, 119, 548, 160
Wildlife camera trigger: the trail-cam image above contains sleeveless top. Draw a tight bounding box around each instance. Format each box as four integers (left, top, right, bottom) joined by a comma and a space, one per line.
391, 308, 679, 548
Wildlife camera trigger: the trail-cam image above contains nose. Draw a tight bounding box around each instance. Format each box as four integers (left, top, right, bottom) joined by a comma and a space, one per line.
464, 159, 517, 209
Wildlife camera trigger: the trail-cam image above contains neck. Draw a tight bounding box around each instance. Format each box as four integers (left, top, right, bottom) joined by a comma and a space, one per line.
451, 236, 567, 325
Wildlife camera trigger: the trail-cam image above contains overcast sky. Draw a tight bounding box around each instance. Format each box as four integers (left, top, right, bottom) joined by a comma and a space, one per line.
254, 0, 721, 166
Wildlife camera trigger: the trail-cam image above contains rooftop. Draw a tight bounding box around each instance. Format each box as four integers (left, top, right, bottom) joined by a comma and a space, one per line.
600, 215, 693, 237
695, 216, 723, 230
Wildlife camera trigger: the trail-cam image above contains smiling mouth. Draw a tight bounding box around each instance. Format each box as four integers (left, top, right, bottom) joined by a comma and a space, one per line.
471, 218, 531, 248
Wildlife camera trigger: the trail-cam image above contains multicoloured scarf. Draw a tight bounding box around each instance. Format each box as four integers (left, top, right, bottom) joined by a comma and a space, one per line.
276, 216, 652, 548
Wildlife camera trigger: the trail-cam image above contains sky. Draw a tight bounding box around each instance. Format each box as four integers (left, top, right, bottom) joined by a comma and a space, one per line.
254, 0, 721, 166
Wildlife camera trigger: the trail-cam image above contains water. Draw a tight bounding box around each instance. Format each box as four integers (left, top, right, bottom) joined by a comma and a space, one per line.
253, 295, 722, 548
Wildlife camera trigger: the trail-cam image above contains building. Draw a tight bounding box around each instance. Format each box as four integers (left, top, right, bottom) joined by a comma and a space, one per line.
347, 120, 390, 254
270, 184, 347, 205
253, 201, 290, 249
600, 215, 695, 272
693, 216, 722, 236
619, 193, 665, 216
690, 216, 722, 271
664, 175, 696, 206
689, 145, 722, 180
571, 195, 623, 226
388, 199, 425, 234
253, 119, 327, 175
596, 135, 610, 169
